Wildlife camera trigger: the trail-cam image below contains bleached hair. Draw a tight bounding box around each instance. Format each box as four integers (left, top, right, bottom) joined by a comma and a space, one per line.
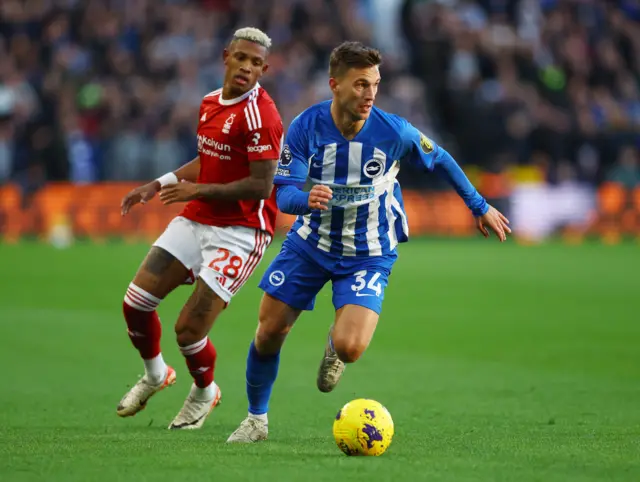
232, 27, 272, 50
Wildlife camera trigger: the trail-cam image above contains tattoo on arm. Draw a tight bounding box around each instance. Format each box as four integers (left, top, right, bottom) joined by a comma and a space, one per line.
195, 160, 277, 201
175, 156, 200, 183
142, 247, 177, 276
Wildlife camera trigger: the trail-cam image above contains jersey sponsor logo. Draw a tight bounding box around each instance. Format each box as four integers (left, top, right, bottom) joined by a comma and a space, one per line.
363, 158, 385, 179
279, 144, 293, 166
269, 270, 285, 287
332, 186, 375, 203
420, 132, 433, 154
222, 113, 236, 134
247, 144, 273, 153
198, 134, 231, 152
198, 134, 232, 160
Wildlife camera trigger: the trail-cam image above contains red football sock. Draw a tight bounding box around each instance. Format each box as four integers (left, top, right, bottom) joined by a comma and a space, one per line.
123, 283, 162, 360
180, 337, 217, 388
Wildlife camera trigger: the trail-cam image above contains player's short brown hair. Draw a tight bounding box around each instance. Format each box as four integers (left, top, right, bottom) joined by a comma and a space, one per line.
329, 41, 382, 79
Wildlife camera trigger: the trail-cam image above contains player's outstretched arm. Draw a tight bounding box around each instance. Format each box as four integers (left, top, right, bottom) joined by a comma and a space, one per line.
121, 156, 200, 215
432, 149, 511, 242
401, 124, 511, 241
159, 159, 277, 205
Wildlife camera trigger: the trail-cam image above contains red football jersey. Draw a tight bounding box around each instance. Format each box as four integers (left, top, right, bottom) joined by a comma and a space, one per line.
180, 83, 283, 235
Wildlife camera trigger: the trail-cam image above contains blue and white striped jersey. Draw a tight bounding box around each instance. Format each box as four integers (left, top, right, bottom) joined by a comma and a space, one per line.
274, 100, 443, 257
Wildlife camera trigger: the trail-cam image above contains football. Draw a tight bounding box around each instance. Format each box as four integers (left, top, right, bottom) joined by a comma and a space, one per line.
332, 399, 394, 456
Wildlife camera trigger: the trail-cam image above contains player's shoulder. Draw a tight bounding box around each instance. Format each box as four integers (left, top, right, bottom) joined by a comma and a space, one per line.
202, 88, 222, 102
370, 106, 410, 133
252, 85, 282, 123
255, 85, 276, 106
290, 100, 331, 130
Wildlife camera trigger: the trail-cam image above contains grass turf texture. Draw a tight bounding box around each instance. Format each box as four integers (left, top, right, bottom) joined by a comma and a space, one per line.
0, 239, 638, 481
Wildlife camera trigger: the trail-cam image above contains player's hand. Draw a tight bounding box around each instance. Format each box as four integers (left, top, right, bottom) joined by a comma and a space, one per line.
476, 205, 511, 242
308, 185, 333, 211
159, 181, 200, 205
121, 181, 161, 216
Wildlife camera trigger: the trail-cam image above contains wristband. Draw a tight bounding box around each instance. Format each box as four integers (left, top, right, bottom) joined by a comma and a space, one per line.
156, 172, 178, 187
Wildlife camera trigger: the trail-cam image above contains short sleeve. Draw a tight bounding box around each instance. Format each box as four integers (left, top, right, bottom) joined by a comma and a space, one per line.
245, 100, 283, 162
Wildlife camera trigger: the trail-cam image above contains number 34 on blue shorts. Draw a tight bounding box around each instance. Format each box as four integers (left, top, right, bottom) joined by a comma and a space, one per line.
258, 237, 397, 314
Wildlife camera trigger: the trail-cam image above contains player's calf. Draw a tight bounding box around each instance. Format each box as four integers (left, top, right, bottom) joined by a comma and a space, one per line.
255, 294, 300, 354
332, 339, 367, 363
170, 280, 225, 430
317, 305, 379, 393
122, 247, 191, 382
317, 326, 346, 393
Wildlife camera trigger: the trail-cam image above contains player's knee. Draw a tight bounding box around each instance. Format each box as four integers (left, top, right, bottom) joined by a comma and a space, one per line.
334, 340, 366, 364
255, 317, 292, 353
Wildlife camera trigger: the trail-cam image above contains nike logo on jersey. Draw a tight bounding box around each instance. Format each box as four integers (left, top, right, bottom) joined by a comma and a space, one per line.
355, 292, 375, 297
312, 162, 323, 168
201, 112, 207, 122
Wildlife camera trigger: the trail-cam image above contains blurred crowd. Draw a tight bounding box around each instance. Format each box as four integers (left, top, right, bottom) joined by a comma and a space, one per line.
0, 0, 639, 195
402, 0, 640, 188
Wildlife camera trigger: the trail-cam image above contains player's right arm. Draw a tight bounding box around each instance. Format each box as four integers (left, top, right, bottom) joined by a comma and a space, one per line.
120, 156, 200, 216
273, 115, 332, 214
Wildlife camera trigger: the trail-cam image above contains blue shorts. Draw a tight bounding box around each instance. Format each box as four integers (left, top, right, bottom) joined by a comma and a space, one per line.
258, 236, 397, 314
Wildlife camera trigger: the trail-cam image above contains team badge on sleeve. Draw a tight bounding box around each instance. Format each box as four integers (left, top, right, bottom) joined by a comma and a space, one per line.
419, 133, 434, 154
280, 144, 293, 166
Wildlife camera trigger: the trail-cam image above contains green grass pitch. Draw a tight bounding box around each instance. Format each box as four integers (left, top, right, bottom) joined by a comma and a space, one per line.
0, 238, 639, 481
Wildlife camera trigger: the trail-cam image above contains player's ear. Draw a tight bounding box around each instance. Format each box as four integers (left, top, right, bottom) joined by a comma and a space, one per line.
223, 48, 230, 63
329, 77, 339, 93
261, 63, 269, 75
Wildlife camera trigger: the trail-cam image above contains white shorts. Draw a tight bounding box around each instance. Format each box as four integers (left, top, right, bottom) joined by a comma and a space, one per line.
153, 216, 272, 303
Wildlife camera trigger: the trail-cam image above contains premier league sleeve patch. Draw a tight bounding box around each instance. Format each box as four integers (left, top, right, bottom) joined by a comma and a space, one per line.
419, 133, 433, 154
280, 144, 293, 166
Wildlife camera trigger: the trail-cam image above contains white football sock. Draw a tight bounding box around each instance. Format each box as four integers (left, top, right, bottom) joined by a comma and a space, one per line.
144, 353, 167, 385
191, 381, 218, 402
249, 412, 268, 424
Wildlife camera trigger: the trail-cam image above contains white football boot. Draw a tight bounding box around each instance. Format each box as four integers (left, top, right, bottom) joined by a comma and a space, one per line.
316, 326, 345, 393
226, 416, 268, 443
168, 383, 221, 430
117, 366, 177, 417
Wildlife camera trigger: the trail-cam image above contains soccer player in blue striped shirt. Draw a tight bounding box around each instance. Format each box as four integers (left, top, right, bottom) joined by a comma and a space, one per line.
227, 41, 510, 443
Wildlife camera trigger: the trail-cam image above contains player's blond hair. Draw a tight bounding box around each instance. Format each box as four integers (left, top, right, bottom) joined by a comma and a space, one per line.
232, 27, 272, 50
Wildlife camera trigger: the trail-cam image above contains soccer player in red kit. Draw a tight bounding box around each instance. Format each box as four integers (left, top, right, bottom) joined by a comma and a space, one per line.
117, 27, 283, 430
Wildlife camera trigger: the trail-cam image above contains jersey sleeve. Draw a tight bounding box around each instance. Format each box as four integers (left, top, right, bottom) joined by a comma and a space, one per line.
399, 119, 488, 216
398, 119, 439, 171
273, 114, 308, 187
244, 99, 283, 162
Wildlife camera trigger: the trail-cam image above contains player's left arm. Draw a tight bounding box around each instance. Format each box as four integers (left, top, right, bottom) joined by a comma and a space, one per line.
160, 104, 283, 203
192, 157, 278, 201
196, 111, 283, 200
402, 123, 511, 241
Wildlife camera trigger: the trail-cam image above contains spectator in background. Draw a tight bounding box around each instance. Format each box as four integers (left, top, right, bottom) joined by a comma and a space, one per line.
1, 0, 391, 189
1, 0, 638, 197
401, 0, 640, 185
607, 144, 640, 188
